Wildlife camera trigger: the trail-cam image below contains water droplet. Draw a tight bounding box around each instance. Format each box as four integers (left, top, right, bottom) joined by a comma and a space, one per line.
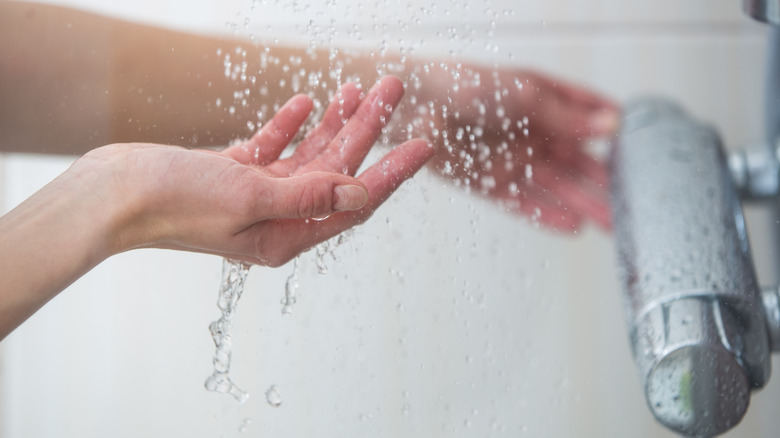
266, 385, 283, 407
237, 417, 252, 433
480, 175, 496, 191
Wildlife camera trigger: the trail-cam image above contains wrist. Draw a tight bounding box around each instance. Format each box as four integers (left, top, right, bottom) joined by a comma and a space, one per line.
66, 144, 152, 256
0, 145, 139, 337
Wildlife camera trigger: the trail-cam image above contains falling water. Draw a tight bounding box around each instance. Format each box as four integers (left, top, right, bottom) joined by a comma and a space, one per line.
281, 256, 299, 315
206, 0, 540, 421
216, 0, 535, 217
204, 258, 251, 403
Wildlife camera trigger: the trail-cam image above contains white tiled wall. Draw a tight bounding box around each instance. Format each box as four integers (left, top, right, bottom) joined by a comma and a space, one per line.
1, 1, 778, 437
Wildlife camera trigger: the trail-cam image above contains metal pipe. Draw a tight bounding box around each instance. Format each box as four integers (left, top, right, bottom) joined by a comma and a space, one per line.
727, 24, 780, 200
762, 285, 780, 351
766, 25, 780, 148
744, 0, 780, 25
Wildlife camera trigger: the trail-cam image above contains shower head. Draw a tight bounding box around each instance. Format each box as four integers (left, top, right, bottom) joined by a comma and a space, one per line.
610, 99, 772, 436
744, 0, 780, 24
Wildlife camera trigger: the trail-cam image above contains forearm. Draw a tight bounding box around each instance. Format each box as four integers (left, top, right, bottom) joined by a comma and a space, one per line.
0, 2, 237, 153
0, 2, 382, 154
0, 168, 119, 339
0, 2, 608, 161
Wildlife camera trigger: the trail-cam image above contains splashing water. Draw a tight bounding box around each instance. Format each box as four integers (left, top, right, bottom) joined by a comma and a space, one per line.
194, 3, 562, 436
281, 256, 300, 315
204, 258, 251, 403
214, 1, 540, 230
238, 418, 253, 433
280, 231, 353, 315
315, 241, 330, 274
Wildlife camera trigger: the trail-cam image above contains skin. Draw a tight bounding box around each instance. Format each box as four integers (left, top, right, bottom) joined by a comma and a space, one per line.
0, 1, 377, 153
0, 77, 434, 339
0, 2, 620, 337
407, 65, 617, 231
0, 1, 619, 232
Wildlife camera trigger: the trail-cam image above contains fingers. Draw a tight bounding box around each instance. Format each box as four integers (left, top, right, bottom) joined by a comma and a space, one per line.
531, 70, 617, 112
490, 165, 583, 232
297, 139, 434, 239
352, 138, 434, 215
272, 82, 363, 172
223, 94, 313, 165
530, 163, 612, 231
248, 139, 433, 266
518, 72, 619, 141
483, 146, 611, 232
228, 76, 406, 183
258, 171, 368, 220
312, 138, 434, 229
550, 143, 610, 188
533, 93, 617, 141
293, 76, 406, 176
502, 72, 616, 230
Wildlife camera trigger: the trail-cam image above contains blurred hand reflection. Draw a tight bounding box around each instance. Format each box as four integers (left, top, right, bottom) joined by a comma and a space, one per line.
403, 66, 618, 232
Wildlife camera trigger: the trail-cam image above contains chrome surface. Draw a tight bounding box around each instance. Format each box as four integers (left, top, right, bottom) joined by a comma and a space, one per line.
610, 99, 771, 436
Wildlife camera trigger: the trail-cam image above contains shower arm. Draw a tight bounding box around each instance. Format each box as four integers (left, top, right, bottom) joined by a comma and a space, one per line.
744, 0, 780, 24
729, 0, 780, 200
733, 0, 780, 349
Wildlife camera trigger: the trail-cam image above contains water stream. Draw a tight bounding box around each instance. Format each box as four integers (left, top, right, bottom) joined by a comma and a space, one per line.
204, 258, 251, 403
204, 0, 534, 411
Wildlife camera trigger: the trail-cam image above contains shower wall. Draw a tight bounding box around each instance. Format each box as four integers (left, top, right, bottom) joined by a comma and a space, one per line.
1, 1, 777, 437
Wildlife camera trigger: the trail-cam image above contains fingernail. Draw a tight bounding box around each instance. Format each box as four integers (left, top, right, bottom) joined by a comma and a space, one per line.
590, 110, 620, 134
333, 184, 368, 211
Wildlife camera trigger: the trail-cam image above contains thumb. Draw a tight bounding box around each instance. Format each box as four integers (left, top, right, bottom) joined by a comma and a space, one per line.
262, 172, 369, 219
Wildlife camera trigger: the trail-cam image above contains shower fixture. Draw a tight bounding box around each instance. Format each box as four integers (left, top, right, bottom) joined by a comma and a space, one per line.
609, 1, 780, 435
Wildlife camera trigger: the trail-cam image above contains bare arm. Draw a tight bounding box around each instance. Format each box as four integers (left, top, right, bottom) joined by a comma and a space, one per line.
0, 1, 373, 153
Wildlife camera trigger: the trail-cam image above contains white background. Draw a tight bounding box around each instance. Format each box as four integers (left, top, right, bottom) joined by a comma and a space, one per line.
1, 0, 778, 437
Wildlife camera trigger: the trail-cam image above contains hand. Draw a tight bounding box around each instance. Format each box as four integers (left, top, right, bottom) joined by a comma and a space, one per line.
78, 76, 432, 266
405, 65, 618, 232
